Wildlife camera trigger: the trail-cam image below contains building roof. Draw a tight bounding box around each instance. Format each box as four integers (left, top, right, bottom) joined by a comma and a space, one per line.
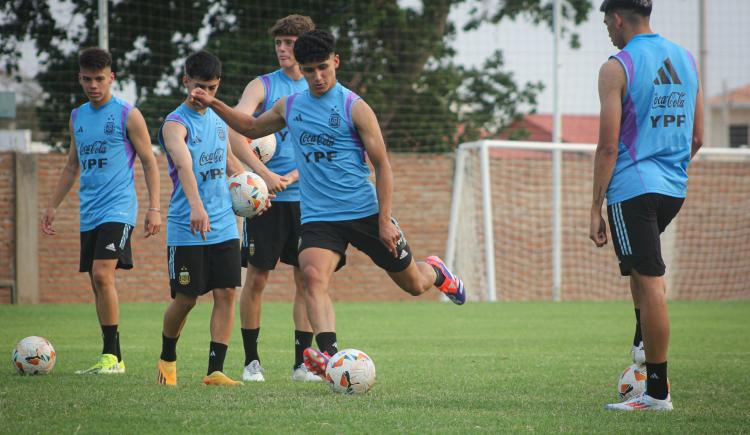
709, 83, 750, 106
497, 113, 600, 144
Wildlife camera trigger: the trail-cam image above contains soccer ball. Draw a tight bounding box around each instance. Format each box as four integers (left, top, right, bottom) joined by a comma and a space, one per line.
617, 363, 647, 400
249, 134, 276, 163
325, 349, 376, 395
12, 336, 56, 375
228, 171, 269, 218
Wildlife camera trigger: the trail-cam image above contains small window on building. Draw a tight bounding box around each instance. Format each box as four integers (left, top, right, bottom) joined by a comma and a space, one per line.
729, 124, 749, 148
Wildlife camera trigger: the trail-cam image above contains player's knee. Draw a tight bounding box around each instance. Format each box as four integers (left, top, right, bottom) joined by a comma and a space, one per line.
91, 267, 114, 291
245, 269, 269, 293
212, 288, 235, 305
301, 264, 328, 293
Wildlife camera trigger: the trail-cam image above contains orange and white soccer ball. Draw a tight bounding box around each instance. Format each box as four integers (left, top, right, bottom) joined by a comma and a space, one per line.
248, 134, 276, 163
228, 171, 269, 218
12, 336, 56, 375
617, 363, 647, 400
325, 349, 376, 394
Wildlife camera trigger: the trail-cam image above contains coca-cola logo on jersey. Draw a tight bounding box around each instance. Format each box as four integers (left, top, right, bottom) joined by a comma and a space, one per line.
199, 149, 225, 165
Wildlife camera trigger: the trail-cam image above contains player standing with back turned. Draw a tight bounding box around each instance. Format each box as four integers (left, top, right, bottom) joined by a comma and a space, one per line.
590, 0, 703, 411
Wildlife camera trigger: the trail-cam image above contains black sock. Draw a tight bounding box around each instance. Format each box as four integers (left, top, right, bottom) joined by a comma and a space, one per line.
646, 361, 669, 400
315, 332, 338, 356
207, 341, 228, 375
101, 325, 118, 356
430, 264, 446, 287
115, 331, 122, 362
160, 334, 178, 362
633, 309, 643, 346
241, 328, 260, 366
295, 330, 314, 368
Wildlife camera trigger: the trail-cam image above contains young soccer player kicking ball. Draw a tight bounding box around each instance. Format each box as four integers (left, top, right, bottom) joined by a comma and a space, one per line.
156, 51, 246, 386
227, 15, 321, 382
190, 29, 466, 378
42, 47, 161, 375
591, 0, 703, 411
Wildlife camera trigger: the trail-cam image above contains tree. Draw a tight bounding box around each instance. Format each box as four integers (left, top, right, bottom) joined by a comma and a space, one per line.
0, 0, 591, 150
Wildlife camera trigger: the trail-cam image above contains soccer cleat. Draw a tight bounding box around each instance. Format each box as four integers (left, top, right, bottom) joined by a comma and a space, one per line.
631, 341, 646, 365
303, 347, 330, 378
242, 360, 265, 382
203, 371, 243, 386
157, 359, 177, 386
424, 256, 466, 305
75, 353, 125, 374
605, 392, 673, 411
291, 363, 323, 382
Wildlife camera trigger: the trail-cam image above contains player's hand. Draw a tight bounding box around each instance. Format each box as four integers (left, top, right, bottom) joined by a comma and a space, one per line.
190, 205, 211, 241
379, 217, 401, 258
261, 171, 289, 194
189, 88, 213, 109
255, 194, 275, 216
144, 209, 161, 238
41, 206, 56, 236
589, 210, 608, 247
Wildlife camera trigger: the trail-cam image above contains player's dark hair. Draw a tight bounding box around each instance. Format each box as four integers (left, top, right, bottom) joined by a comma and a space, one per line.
600, 0, 652, 16
293, 29, 336, 65
269, 14, 315, 37
184, 51, 222, 81
78, 47, 112, 71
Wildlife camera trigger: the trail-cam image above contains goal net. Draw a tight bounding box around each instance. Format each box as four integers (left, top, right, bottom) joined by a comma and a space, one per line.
446, 140, 750, 301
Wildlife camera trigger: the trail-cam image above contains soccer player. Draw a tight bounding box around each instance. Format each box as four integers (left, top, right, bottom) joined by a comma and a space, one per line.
41, 47, 161, 374
156, 51, 245, 386
590, 0, 703, 411
227, 15, 321, 382
190, 29, 466, 378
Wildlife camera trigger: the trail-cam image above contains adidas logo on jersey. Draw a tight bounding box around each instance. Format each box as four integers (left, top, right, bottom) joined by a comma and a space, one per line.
105, 243, 116, 252
653, 58, 682, 85
293, 113, 303, 122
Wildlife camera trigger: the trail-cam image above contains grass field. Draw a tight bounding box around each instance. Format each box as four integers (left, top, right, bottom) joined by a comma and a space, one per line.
1, 300, 749, 434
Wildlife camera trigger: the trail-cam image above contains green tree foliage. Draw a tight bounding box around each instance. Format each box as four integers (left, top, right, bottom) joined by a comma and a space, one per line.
0, 0, 590, 150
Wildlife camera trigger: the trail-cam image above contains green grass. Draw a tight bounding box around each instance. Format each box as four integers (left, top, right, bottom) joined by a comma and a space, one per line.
1, 301, 749, 434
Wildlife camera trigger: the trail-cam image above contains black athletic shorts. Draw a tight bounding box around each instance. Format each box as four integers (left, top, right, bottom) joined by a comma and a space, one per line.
607, 193, 684, 277
79, 222, 134, 273
241, 201, 301, 270
298, 213, 413, 273
167, 239, 241, 298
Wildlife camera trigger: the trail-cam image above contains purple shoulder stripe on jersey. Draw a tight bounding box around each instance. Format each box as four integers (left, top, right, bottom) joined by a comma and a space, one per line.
285, 93, 298, 121
165, 113, 190, 144
71, 108, 79, 126
120, 101, 136, 170
344, 91, 367, 162
621, 94, 639, 162
685, 48, 698, 74
260, 74, 272, 113
613, 50, 634, 89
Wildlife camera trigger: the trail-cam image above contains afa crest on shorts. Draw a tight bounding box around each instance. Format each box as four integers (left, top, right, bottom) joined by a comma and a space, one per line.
178, 266, 190, 285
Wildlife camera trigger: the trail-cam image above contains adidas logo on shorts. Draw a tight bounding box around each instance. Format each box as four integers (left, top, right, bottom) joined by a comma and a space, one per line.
105, 243, 116, 252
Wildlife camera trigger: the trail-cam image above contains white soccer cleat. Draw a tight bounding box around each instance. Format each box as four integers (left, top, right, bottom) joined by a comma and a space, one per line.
605, 392, 673, 411
291, 364, 323, 382
242, 360, 265, 382
631, 341, 646, 365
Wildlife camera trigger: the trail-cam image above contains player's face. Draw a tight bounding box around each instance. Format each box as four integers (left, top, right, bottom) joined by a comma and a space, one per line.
79, 68, 114, 105
275, 35, 298, 69
183, 76, 220, 110
603, 13, 626, 49
300, 54, 340, 97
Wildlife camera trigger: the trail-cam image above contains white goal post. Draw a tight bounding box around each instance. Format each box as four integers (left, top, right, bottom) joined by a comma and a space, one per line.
446, 140, 750, 302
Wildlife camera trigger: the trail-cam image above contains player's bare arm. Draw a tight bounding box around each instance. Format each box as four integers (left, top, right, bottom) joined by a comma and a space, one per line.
41, 116, 81, 236
352, 99, 399, 257
691, 80, 704, 159
590, 59, 625, 247
190, 87, 286, 139
161, 121, 210, 240
126, 107, 161, 238
227, 78, 289, 193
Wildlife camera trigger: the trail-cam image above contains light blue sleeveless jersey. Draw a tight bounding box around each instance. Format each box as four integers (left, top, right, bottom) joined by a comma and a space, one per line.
72, 95, 137, 231
158, 103, 238, 246
255, 69, 307, 201
608, 33, 699, 204
284, 82, 379, 223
